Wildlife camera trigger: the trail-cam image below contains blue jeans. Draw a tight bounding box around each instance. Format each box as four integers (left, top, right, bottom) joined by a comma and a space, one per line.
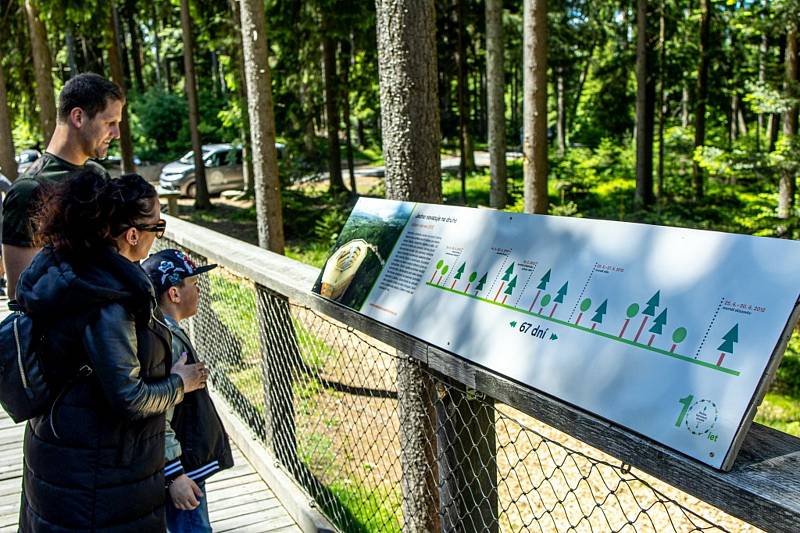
166, 480, 211, 533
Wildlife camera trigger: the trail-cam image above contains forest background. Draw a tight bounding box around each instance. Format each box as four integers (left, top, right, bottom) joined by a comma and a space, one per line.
0, 0, 799, 438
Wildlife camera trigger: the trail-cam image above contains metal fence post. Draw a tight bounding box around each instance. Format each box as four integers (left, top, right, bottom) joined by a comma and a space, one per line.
437, 385, 498, 532
255, 284, 300, 476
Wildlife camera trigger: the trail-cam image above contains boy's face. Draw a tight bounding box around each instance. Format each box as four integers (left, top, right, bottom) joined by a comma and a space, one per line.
174, 276, 200, 319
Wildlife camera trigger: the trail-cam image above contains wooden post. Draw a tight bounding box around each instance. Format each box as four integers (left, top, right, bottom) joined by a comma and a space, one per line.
255, 284, 300, 476
437, 385, 498, 533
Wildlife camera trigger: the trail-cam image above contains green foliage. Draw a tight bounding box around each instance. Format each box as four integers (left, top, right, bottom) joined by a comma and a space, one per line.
130, 88, 188, 161
314, 208, 350, 246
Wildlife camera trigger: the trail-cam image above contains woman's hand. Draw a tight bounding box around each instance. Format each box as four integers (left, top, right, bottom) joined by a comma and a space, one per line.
168, 474, 203, 510
171, 353, 208, 393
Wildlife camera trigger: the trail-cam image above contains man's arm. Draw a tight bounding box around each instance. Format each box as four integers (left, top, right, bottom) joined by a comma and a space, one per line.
3, 244, 40, 300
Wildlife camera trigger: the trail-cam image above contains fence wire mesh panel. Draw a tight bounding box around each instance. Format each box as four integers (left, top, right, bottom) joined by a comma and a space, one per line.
154, 238, 761, 533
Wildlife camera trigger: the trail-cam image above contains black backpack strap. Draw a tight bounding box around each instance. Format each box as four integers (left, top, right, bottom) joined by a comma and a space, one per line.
48, 364, 94, 439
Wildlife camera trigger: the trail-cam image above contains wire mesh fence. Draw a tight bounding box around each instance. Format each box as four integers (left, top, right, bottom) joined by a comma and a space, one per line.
154, 238, 759, 532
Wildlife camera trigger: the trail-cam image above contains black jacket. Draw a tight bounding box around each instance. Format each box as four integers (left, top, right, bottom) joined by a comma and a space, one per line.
16, 246, 184, 532
164, 316, 233, 484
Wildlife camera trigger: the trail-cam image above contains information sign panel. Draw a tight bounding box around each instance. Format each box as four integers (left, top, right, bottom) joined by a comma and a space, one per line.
312, 198, 800, 470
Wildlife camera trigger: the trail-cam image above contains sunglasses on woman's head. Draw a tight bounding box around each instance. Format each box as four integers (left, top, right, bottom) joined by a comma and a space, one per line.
133, 219, 167, 239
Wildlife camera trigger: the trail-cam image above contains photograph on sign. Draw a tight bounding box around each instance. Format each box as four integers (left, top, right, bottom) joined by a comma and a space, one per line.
312, 198, 800, 470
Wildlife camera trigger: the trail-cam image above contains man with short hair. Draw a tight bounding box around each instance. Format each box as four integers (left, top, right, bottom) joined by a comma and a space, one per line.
2, 73, 123, 300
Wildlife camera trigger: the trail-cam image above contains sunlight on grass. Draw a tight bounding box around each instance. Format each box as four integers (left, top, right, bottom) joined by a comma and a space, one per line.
755, 392, 800, 437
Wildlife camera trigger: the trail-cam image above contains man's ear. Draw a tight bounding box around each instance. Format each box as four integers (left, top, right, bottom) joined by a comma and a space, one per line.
68, 107, 85, 129
167, 285, 181, 304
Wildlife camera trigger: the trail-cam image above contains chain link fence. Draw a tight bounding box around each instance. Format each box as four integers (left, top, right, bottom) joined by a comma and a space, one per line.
154, 238, 758, 532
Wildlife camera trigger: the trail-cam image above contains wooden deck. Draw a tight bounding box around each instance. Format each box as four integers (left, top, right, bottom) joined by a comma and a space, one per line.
0, 301, 302, 533
0, 409, 301, 532
0, 409, 302, 532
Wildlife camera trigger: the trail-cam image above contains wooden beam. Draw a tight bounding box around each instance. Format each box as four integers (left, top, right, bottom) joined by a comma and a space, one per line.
164, 214, 800, 532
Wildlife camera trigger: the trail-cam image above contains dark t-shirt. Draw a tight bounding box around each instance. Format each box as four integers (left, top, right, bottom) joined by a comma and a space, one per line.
1, 153, 108, 247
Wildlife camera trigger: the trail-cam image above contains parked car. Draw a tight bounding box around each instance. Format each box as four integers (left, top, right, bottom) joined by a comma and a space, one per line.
159, 142, 284, 198
95, 155, 143, 179
15, 149, 41, 174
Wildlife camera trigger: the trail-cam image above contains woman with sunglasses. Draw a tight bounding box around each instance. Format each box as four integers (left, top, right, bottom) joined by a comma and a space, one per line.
15, 170, 207, 532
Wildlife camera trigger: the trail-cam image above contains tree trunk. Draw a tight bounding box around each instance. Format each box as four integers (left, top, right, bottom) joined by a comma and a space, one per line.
692, 0, 710, 200
24, 0, 56, 143
240, 0, 285, 252
65, 29, 78, 78
322, 34, 344, 194
567, 42, 594, 133
486, 0, 507, 209
228, 0, 254, 195
456, 0, 468, 203
523, 0, 549, 214
375, 0, 441, 530
126, 1, 145, 93
778, 24, 798, 224
758, 3, 769, 151
737, 105, 748, 136
635, 0, 656, 207
0, 50, 17, 181
556, 67, 566, 156
657, 4, 666, 197
299, 81, 316, 157
437, 386, 498, 533
211, 51, 220, 98
150, 3, 164, 88
109, 5, 136, 174
340, 38, 356, 195
681, 82, 689, 128
511, 61, 518, 142
180, 0, 211, 209
768, 111, 781, 152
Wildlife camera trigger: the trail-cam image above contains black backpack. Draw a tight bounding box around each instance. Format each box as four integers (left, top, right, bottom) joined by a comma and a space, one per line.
0, 308, 50, 423
0, 306, 91, 424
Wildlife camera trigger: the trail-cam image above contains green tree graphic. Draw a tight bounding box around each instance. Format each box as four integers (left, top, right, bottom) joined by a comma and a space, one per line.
537, 269, 551, 290
643, 290, 661, 316
554, 282, 569, 303
502, 262, 515, 281
504, 275, 517, 295
649, 308, 668, 334
718, 324, 739, 353
591, 299, 608, 323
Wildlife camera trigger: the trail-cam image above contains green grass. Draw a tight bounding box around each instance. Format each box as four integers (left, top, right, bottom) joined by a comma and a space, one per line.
325, 482, 402, 533
755, 392, 800, 436
286, 240, 332, 268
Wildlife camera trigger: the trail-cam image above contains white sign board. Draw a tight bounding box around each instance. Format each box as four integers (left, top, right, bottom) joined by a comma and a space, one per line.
312, 198, 800, 470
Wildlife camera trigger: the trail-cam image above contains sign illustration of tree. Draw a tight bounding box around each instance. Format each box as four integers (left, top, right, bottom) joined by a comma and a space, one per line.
475, 272, 488, 293
438, 264, 449, 285
501, 275, 517, 304
451, 262, 466, 289
430, 258, 444, 283
590, 299, 608, 330
717, 324, 738, 367
495, 263, 515, 301
575, 297, 592, 325
549, 282, 568, 317
529, 268, 551, 311
635, 290, 661, 342
647, 308, 668, 346
465, 271, 478, 292
502, 262, 515, 281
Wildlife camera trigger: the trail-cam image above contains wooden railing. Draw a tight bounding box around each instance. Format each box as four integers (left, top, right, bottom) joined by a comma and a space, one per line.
163, 213, 800, 532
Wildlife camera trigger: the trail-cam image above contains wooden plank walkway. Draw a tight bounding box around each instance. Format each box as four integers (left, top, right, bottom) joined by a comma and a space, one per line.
0, 300, 302, 533
0, 405, 302, 532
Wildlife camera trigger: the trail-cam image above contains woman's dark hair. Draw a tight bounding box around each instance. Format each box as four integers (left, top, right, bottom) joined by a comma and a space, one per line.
35, 171, 157, 255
